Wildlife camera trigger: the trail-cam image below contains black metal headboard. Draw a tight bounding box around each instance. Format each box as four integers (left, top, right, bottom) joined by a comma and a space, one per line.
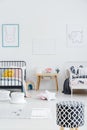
0, 61, 26, 67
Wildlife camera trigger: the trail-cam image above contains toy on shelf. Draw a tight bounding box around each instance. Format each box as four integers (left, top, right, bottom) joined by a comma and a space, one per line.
45, 68, 53, 73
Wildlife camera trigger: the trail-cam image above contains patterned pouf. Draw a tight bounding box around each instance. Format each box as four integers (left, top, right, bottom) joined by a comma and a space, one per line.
56, 101, 84, 130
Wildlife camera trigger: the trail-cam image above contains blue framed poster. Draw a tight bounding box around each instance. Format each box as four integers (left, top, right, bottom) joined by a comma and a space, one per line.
2, 24, 19, 47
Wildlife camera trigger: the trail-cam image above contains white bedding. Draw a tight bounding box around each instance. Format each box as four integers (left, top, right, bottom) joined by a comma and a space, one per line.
68, 65, 87, 93
0, 77, 22, 86
70, 78, 87, 86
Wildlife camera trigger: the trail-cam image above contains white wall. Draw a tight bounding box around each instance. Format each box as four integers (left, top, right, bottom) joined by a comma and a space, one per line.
0, 0, 87, 90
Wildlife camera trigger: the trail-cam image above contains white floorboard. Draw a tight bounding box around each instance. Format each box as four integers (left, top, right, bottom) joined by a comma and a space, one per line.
0, 90, 87, 130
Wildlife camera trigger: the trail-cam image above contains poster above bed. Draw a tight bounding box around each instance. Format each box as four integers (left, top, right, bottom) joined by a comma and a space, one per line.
2, 24, 19, 47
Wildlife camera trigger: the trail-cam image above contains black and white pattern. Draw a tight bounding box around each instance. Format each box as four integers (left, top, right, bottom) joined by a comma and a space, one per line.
56, 101, 84, 128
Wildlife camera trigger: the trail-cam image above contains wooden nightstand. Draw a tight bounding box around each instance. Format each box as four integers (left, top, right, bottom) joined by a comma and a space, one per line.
36, 73, 58, 91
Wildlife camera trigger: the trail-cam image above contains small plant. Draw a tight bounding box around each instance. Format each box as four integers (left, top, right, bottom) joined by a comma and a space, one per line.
55, 68, 60, 73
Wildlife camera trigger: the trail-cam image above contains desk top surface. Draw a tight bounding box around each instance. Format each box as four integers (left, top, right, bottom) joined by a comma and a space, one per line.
36, 73, 58, 76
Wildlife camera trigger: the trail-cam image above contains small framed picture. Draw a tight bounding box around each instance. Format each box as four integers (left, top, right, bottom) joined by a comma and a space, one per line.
66, 24, 87, 48
2, 24, 19, 47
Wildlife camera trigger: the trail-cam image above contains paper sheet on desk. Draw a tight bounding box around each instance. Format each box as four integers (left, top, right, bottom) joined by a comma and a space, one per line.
31, 108, 51, 119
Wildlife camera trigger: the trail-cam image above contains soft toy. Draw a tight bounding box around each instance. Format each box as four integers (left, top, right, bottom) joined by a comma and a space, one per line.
2, 69, 14, 77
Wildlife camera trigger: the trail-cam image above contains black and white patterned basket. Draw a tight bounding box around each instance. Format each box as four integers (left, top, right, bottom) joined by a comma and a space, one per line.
56, 101, 84, 128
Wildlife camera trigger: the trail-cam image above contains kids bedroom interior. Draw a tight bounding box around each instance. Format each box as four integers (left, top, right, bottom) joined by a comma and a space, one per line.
0, 0, 87, 130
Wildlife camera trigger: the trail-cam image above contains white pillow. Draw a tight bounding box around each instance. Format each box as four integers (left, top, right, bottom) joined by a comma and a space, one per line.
79, 68, 87, 76
10, 92, 26, 104
0, 90, 10, 101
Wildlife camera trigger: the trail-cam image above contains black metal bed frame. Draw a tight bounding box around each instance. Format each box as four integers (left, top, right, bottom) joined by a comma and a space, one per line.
0, 61, 26, 92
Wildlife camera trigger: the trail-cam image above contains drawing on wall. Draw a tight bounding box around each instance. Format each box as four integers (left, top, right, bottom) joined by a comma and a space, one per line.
2, 24, 19, 47
32, 39, 56, 55
66, 24, 87, 47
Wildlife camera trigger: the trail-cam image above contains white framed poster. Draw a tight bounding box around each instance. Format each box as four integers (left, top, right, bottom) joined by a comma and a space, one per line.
2, 24, 19, 47
66, 24, 87, 48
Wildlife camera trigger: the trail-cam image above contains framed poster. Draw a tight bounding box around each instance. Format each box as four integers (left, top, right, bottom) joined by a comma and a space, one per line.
66, 24, 87, 48
2, 24, 19, 47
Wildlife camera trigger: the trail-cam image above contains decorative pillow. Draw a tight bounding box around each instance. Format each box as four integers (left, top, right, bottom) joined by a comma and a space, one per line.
0, 90, 10, 101
70, 66, 78, 75
2, 69, 14, 77
78, 67, 87, 76
14, 69, 22, 78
